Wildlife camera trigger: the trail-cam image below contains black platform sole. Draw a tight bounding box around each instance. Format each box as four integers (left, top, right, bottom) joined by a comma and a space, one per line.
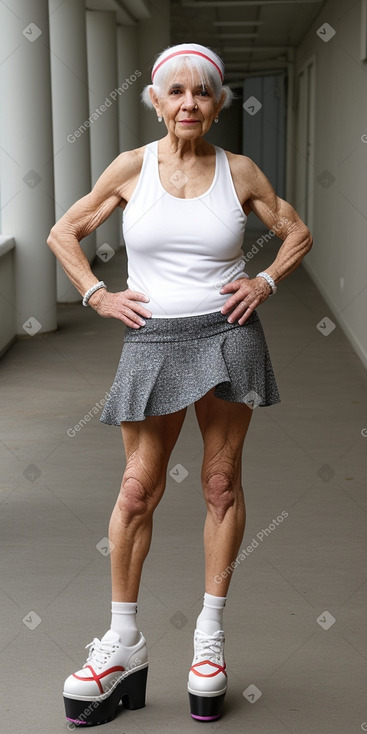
64, 664, 148, 727
189, 691, 226, 721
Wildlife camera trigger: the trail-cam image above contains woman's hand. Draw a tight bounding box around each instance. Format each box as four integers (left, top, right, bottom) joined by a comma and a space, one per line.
220, 276, 271, 324
89, 288, 152, 328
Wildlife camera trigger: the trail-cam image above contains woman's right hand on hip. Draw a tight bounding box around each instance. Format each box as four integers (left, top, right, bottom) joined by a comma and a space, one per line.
88, 288, 151, 328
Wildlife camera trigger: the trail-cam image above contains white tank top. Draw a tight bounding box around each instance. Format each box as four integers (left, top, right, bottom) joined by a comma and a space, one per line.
123, 140, 248, 318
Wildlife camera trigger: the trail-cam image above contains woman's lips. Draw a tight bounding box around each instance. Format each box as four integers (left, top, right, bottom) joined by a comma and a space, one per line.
178, 119, 199, 124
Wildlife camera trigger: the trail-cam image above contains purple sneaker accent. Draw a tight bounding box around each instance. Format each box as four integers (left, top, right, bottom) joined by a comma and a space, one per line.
66, 717, 87, 724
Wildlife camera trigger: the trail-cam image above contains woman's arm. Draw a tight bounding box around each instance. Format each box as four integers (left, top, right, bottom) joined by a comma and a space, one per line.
221, 156, 313, 324
242, 158, 313, 284
47, 149, 152, 327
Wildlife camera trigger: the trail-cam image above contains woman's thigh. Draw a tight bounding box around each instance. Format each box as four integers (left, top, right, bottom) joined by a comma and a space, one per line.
194, 388, 253, 481
120, 407, 188, 484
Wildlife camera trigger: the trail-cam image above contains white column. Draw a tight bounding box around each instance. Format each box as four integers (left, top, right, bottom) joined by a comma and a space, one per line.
0, 0, 56, 335
49, 0, 95, 303
86, 11, 120, 251
138, 0, 171, 144
117, 25, 140, 152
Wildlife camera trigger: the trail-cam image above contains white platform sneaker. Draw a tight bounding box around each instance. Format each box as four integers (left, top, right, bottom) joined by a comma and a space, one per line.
188, 629, 227, 721
63, 629, 148, 726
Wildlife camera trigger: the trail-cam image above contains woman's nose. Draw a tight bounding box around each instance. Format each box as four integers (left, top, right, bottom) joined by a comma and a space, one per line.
182, 92, 196, 109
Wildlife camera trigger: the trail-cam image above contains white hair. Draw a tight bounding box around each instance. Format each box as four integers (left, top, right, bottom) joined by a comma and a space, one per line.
141, 50, 233, 110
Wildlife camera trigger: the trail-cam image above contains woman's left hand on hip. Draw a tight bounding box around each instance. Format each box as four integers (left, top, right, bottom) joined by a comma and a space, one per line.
220, 276, 272, 324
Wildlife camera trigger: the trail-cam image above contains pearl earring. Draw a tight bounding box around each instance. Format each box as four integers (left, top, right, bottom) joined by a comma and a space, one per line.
214, 117, 219, 123
157, 116, 163, 122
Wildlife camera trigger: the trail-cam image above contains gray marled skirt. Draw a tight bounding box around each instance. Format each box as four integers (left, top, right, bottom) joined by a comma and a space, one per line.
100, 309, 280, 424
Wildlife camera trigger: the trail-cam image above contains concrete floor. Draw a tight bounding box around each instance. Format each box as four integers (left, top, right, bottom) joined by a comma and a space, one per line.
1, 233, 367, 734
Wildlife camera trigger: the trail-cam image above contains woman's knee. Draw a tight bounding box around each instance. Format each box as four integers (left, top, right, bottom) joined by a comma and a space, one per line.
202, 470, 240, 523
117, 464, 165, 520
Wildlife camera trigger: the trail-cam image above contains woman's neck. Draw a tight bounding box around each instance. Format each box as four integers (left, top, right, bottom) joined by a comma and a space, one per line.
158, 134, 213, 160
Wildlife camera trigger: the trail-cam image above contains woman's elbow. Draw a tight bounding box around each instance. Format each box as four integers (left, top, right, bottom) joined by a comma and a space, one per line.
303, 225, 313, 253
47, 222, 73, 253
307, 233, 313, 253
47, 223, 69, 256
46, 226, 57, 252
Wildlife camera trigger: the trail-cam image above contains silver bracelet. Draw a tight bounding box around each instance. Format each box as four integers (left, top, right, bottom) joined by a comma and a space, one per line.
82, 281, 107, 307
256, 271, 277, 295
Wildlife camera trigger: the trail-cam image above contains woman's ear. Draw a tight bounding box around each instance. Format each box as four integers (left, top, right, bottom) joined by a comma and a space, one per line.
149, 86, 161, 117
215, 91, 226, 118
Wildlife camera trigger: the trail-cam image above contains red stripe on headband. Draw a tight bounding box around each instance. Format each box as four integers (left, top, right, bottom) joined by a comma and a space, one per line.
152, 50, 223, 82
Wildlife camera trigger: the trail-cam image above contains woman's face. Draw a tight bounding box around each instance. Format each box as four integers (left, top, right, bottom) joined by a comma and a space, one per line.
151, 67, 223, 140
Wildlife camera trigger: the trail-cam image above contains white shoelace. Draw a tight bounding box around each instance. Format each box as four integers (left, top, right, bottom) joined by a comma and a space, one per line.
195, 633, 224, 661
84, 638, 117, 667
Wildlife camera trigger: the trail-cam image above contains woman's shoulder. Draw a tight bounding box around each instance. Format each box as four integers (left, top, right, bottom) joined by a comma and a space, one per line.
224, 150, 258, 176
114, 145, 147, 177
105, 145, 149, 200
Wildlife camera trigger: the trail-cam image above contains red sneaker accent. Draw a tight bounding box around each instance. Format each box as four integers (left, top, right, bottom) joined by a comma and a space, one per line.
190, 660, 226, 678
73, 664, 125, 695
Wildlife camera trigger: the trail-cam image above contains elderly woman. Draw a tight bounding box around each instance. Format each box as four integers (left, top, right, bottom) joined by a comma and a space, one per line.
47, 43, 312, 727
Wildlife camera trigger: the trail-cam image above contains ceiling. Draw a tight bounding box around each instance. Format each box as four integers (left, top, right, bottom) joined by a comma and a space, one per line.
171, 0, 326, 83
85, 0, 151, 24
86, 0, 327, 84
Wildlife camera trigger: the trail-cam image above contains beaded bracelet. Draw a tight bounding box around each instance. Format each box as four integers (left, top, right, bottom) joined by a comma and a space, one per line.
256, 271, 277, 295
82, 281, 107, 307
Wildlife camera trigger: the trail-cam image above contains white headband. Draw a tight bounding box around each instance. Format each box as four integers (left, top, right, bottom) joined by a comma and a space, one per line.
151, 44, 224, 84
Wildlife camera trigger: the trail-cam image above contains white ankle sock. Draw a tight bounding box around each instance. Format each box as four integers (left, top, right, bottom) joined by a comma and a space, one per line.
196, 592, 227, 635
110, 601, 140, 646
